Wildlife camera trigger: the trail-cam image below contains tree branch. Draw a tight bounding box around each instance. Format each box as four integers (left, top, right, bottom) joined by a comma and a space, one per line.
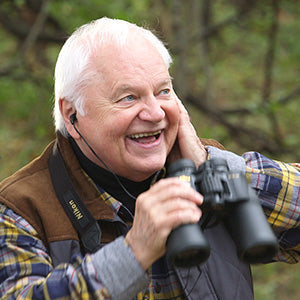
276, 84, 300, 105
217, 82, 300, 116
0, 0, 57, 78
20, 0, 52, 57
199, 0, 213, 105
261, 0, 282, 145
185, 94, 289, 155
0, 2, 66, 44
190, 4, 256, 42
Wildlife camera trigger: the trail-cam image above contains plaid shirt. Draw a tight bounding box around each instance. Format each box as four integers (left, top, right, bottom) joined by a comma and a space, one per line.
0, 151, 299, 299
244, 152, 300, 264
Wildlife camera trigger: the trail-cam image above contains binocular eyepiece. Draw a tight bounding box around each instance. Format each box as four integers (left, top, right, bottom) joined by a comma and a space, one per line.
166, 158, 279, 268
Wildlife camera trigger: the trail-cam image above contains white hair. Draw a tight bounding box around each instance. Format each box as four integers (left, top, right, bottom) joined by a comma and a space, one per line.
53, 17, 173, 136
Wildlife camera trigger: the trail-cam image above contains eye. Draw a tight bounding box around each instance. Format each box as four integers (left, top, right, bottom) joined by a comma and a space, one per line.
120, 95, 135, 102
158, 88, 170, 96
118, 95, 135, 104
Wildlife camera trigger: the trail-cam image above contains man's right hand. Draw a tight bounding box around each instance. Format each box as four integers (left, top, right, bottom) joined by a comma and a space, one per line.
125, 177, 202, 270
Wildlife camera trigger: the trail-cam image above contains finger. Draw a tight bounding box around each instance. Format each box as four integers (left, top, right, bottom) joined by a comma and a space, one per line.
146, 178, 203, 205
174, 94, 189, 116
169, 207, 202, 227
152, 196, 202, 217
154, 206, 202, 241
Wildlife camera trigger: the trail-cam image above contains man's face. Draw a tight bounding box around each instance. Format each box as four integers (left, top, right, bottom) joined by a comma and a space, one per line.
74, 35, 179, 181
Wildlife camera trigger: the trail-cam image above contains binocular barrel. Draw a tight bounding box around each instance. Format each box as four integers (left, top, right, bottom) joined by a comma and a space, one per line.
166, 223, 210, 267
166, 159, 211, 267
225, 187, 279, 264
166, 158, 279, 268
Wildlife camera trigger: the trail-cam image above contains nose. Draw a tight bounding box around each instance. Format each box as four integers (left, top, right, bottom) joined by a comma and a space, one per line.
138, 96, 165, 122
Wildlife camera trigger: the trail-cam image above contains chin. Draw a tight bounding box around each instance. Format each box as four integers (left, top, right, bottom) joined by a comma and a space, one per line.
143, 163, 165, 176
123, 152, 167, 179
129, 162, 165, 181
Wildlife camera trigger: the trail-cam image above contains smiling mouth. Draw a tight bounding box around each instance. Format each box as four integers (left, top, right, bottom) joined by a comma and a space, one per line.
127, 130, 162, 143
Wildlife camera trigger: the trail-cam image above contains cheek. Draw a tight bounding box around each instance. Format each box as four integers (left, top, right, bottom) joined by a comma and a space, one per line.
100, 112, 135, 146
85, 102, 120, 133
165, 102, 180, 142
167, 101, 180, 128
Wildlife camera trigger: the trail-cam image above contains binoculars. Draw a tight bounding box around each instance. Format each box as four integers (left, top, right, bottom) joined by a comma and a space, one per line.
166, 158, 279, 268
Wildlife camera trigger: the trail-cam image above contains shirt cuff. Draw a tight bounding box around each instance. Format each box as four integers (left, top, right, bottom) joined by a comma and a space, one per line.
206, 146, 246, 174
91, 236, 150, 300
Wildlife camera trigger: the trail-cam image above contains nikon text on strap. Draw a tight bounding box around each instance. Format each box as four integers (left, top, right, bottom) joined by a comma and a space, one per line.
49, 142, 101, 253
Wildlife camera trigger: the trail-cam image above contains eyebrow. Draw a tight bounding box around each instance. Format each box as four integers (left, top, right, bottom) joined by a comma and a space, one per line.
159, 77, 173, 86
160, 77, 173, 85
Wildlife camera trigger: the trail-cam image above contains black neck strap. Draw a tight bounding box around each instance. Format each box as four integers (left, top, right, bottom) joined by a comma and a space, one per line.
49, 142, 101, 253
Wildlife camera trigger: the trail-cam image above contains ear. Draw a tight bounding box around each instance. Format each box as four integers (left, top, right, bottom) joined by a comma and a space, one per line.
59, 98, 80, 139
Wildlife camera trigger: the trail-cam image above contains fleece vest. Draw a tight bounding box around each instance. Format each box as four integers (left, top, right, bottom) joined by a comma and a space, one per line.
0, 134, 253, 299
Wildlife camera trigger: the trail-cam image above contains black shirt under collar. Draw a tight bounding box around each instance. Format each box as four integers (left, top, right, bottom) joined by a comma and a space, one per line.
69, 137, 157, 215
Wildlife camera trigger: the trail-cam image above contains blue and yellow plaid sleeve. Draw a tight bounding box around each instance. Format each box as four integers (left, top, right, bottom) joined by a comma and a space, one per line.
243, 152, 300, 264
0, 204, 111, 299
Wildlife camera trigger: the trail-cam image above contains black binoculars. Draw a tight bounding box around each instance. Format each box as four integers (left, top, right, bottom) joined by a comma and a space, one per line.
166, 158, 279, 268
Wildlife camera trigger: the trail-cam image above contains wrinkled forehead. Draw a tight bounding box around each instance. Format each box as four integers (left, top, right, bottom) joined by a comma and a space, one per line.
89, 34, 169, 79
93, 32, 165, 63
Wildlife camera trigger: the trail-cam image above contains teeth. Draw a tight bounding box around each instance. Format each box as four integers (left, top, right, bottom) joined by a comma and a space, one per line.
128, 130, 162, 139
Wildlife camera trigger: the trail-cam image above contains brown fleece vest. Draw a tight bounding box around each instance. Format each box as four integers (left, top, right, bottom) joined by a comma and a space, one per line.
0, 134, 224, 248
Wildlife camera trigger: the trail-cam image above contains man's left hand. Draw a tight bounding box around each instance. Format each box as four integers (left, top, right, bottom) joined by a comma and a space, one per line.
168, 97, 207, 167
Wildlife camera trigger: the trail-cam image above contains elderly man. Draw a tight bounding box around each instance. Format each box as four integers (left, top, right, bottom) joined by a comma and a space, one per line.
0, 17, 299, 300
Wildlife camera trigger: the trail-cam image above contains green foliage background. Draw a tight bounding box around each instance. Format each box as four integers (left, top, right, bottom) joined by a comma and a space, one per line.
0, 0, 299, 298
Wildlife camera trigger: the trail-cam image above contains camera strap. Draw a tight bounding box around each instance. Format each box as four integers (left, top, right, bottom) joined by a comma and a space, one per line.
49, 142, 101, 254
